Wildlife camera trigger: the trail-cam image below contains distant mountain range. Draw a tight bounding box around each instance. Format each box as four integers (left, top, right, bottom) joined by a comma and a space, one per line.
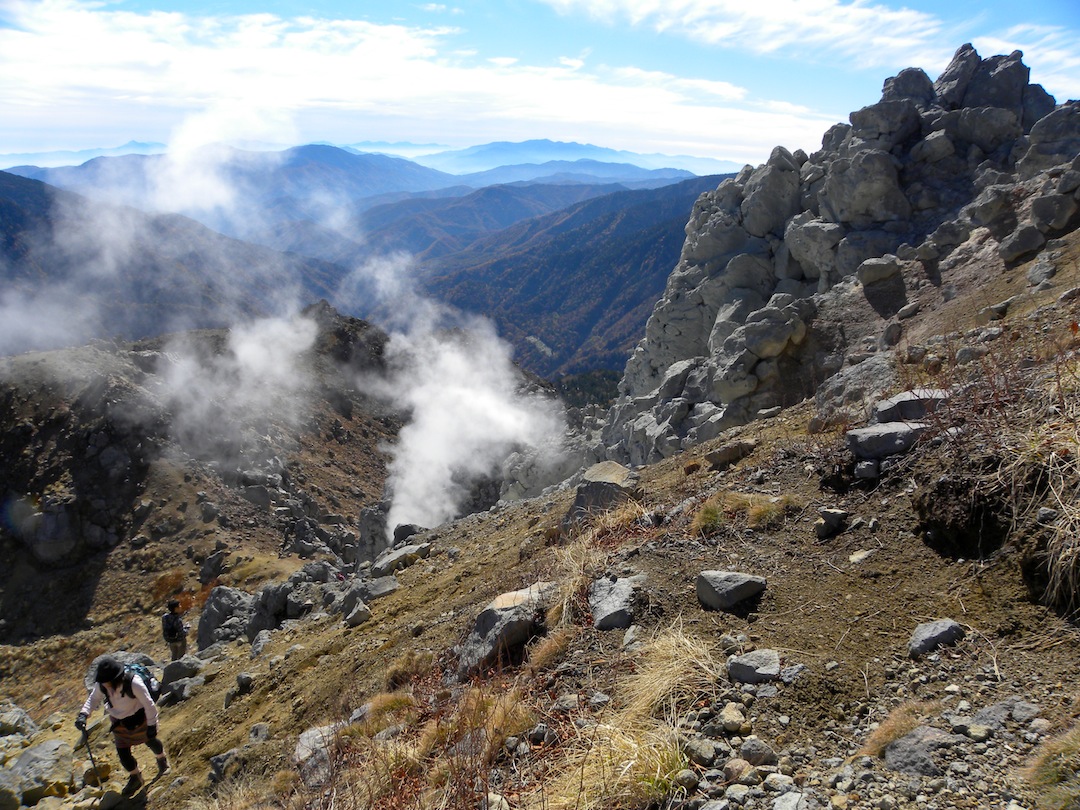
7, 144, 694, 242
0, 140, 166, 170
2, 138, 742, 177
0, 171, 343, 355
411, 139, 743, 176
0, 138, 735, 375
421, 175, 727, 376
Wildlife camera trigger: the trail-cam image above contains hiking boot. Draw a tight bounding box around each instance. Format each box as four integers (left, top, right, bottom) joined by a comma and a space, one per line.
122, 772, 144, 797
156, 758, 170, 777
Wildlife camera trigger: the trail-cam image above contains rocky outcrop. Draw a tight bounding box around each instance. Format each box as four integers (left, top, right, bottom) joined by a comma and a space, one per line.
196, 560, 402, 649
600, 45, 1080, 465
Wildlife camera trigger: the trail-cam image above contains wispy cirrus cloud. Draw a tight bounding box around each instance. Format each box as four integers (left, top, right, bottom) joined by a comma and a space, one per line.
538, 0, 950, 68
0, 0, 834, 161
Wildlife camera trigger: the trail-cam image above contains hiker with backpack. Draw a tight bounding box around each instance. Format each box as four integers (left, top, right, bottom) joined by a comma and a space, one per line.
75, 656, 169, 797
161, 598, 189, 661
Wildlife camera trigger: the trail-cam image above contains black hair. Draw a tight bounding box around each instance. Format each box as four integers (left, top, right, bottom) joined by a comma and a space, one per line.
167, 599, 181, 611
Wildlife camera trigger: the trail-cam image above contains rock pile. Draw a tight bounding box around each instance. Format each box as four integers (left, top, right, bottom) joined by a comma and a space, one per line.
600, 45, 1080, 465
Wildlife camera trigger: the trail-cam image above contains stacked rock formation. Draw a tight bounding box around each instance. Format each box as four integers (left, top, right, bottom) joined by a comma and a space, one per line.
599, 45, 1080, 465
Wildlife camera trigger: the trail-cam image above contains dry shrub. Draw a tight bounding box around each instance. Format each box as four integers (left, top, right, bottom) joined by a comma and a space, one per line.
683, 460, 702, 475
857, 700, 941, 758
1021, 720, 1080, 810
383, 651, 434, 691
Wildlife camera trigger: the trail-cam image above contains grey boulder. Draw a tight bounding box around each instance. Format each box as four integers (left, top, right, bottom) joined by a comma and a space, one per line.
696, 571, 766, 611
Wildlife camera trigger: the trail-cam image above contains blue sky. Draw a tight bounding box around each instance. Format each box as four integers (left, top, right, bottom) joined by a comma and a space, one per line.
1, 0, 1078, 165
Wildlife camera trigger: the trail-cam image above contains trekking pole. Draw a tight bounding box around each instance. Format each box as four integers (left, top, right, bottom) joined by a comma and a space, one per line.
80, 729, 104, 804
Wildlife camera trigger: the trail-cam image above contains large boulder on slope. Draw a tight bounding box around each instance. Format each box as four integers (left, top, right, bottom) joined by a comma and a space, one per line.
697, 571, 767, 611
456, 582, 558, 678
12, 740, 73, 805
564, 461, 641, 525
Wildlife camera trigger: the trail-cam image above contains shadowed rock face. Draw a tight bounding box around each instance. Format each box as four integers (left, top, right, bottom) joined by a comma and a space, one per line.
600, 45, 1080, 466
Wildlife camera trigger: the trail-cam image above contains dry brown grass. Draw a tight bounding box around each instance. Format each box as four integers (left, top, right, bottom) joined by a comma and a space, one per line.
691, 490, 803, 536
1021, 719, 1080, 810
415, 684, 534, 765
522, 721, 684, 810
513, 625, 713, 810
620, 623, 723, 722
527, 625, 580, 673
856, 700, 942, 758
183, 777, 281, 810
967, 334, 1080, 609
383, 650, 434, 691
545, 536, 608, 628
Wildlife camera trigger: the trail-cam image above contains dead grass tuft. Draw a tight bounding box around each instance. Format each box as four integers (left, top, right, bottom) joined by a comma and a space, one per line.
383, 650, 434, 691
546, 537, 607, 628
416, 684, 534, 766
620, 622, 722, 723
346, 692, 418, 738
524, 721, 685, 810
183, 777, 281, 810
857, 700, 942, 758
691, 490, 803, 536
1021, 719, 1080, 810
526, 625, 580, 673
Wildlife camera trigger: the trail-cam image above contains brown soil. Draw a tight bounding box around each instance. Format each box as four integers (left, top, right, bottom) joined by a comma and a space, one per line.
1, 234, 1080, 810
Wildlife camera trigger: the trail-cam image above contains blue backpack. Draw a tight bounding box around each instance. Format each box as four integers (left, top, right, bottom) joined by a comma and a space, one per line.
122, 663, 162, 703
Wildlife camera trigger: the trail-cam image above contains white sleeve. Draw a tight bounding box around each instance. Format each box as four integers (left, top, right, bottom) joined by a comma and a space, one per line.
80, 684, 103, 717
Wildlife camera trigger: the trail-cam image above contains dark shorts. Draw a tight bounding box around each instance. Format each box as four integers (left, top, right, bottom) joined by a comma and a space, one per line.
111, 709, 148, 748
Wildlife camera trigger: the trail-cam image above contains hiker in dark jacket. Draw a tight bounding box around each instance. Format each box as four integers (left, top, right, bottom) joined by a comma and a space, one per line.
161, 599, 189, 661
75, 657, 169, 797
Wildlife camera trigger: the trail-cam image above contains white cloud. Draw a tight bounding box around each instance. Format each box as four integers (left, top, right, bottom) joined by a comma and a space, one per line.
610, 66, 747, 101
0, 0, 843, 162
538, 0, 950, 69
